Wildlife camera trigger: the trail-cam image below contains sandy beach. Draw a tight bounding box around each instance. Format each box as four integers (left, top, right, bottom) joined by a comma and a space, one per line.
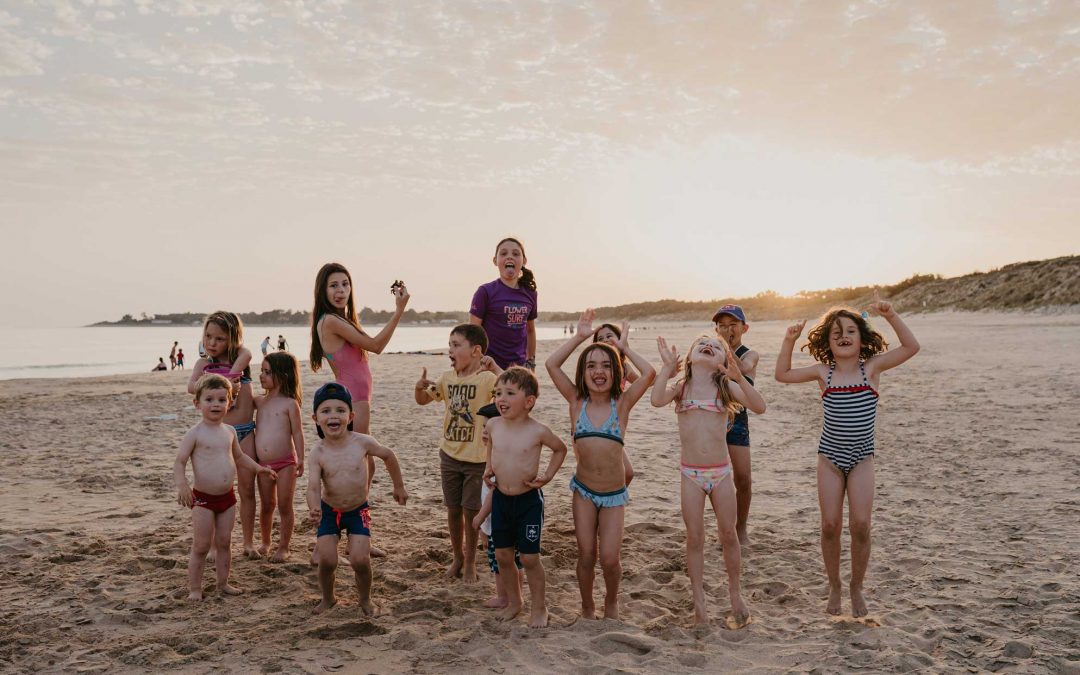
1, 312, 1078, 674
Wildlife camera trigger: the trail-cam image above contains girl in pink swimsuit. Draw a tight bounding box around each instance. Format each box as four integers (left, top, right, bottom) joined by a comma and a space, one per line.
310, 263, 410, 557
651, 334, 766, 629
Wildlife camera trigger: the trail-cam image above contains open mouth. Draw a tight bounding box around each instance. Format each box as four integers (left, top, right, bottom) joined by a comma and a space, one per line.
497, 403, 511, 414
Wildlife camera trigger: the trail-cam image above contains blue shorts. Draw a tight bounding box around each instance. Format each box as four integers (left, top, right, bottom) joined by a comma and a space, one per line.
232, 421, 256, 443
570, 475, 629, 509
491, 488, 543, 554
317, 500, 371, 538
726, 408, 750, 447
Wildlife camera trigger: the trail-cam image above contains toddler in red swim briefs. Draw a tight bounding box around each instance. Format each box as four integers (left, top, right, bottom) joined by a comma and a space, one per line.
175, 374, 276, 602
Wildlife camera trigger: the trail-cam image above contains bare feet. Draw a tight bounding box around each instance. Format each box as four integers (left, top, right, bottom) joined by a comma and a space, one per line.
581, 600, 596, 620
359, 600, 381, 617
219, 584, 244, 596
603, 598, 620, 621
270, 548, 289, 563
529, 605, 549, 629
446, 558, 463, 579
314, 598, 338, 614
724, 611, 751, 630
257, 544, 270, 557
462, 566, 478, 583
370, 545, 386, 558
187, 590, 204, 601
243, 546, 262, 560
827, 585, 842, 616
496, 601, 523, 621
483, 595, 509, 609
693, 602, 709, 626
737, 527, 750, 547
850, 586, 868, 617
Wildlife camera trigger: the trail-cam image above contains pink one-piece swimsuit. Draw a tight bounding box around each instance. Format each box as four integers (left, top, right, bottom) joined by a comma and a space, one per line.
327, 342, 372, 402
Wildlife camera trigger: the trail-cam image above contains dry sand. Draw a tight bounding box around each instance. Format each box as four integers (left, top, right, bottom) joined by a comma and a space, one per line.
1, 312, 1078, 673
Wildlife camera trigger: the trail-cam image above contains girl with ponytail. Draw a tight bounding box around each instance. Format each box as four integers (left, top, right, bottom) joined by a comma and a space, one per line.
468, 237, 538, 370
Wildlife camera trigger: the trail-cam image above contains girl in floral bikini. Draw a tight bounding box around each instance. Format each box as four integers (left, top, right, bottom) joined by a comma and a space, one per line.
651, 333, 765, 628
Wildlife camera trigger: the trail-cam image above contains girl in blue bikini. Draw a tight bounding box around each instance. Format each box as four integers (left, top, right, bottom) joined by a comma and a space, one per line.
775, 293, 919, 618
187, 311, 260, 558
545, 309, 655, 620
651, 333, 765, 628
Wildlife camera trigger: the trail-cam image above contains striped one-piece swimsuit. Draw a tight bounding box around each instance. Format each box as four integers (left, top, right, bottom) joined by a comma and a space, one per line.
819, 362, 878, 476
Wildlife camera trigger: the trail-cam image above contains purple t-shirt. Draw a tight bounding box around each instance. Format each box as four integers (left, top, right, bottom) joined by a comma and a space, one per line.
470, 279, 538, 369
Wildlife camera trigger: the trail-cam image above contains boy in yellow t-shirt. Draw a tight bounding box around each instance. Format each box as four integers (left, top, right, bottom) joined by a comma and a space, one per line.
415, 324, 501, 582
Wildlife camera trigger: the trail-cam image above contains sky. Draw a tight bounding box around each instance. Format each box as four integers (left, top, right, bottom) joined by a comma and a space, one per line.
1, 0, 1078, 327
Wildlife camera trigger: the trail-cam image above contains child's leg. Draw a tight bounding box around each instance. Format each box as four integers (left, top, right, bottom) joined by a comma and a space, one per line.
519, 553, 548, 628
571, 492, 600, 619
482, 534, 506, 608
272, 466, 297, 561
462, 507, 480, 583
237, 434, 259, 557
846, 458, 875, 617
213, 506, 241, 595
622, 449, 635, 487
816, 455, 847, 615
729, 444, 752, 545
187, 507, 215, 600
680, 474, 709, 625
445, 505, 465, 577
353, 404, 384, 559
347, 534, 376, 616
314, 534, 339, 614
256, 470, 277, 557
495, 547, 522, 619
708, 477, 748, 627
597, 505, 625, 620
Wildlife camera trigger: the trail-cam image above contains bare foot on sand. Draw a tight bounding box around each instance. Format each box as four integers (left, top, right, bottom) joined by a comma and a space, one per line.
603, 598, 620, 621
359, 600, 381, 617
446, 558, 463, 579
581, 600, 596, 620
497, 601, 522, 622
187, 590, 204, 601
483, 595, 508, 609
219, 584, 244, 596
243, 546, 262, 560
462, 566, 478, 583
529, 605, 549, 629
724, 596, 751, 629
314, 598, 337, 614
370, 545, 386, 558
693, 602, 709, 626
827, 585, 842, 616
270, 548, 289, 563
737, 527, 750, 546
850, 586, 868, 617
257, 544, 270, 557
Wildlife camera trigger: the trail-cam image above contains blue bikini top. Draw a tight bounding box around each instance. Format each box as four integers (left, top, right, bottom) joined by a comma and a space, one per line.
573, 398, 623, 445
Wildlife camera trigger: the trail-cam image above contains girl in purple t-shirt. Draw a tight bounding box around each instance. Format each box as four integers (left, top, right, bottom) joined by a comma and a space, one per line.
469, 237, 538, 370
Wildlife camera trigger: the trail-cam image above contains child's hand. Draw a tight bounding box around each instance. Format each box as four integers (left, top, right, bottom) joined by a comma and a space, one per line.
259, 466, 278, 480
720, 342, 743, 381
578, 308, 596, 337
415, 367, 435, 392
178, 485, 193, 508
479, 356, 497, 372
393, 282, 410, 311
482, 465, 496, 488
657, 336, 680, 370
869, 289, 895, 318
296, 462, 304, 478
471, 513, 483, 531
785, 320, 807, 340
525, 473, 550, 489
616, 321, 631, 352
309, 506, 321, 522
392, 483, 409, 506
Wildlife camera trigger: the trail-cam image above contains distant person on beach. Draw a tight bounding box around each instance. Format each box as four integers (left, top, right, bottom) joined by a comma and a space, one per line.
261, 336, 271, 356
153, 357, 168, 372
176, 349, 185, 369
175, 374, 276, 601
483, 367, 567, 628
414, 324, 501, 583
546, 310, 655, 621
187, 311, 260, 559
276, 335, 288, 351
306, 383, 408, 615
254, 352, 305, 562
469, 237, 537, 371
774, 293, 919, 618
712, 305, 760, 546
651, 334, 765, 628
310, 262, 410, 559
170, 341, 179, 369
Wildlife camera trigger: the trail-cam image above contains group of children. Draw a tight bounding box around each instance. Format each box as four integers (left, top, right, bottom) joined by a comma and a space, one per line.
174, 236, 919, 628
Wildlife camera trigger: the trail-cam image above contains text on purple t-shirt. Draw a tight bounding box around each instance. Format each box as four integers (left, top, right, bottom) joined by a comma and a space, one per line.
469, 279, 538, 369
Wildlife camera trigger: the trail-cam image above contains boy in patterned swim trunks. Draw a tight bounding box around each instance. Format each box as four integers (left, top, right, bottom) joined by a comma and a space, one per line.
175, 374, 277, 601
306, 383, 408, 615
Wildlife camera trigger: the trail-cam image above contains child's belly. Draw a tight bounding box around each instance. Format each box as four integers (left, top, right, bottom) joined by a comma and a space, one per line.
254, 423, 294, 462
191, 460, 238, 495
572, 441, 625, 492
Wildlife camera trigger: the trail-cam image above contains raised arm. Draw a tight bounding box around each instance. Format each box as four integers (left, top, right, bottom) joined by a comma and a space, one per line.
545, 309, 594, 402
721, 343, 766, 414
414, 367, 437, 405
289, 401, 305, 477
323, 284, 411, 355
617, 322, 657, 408
774, 320, 823, 384
367, 441, 408, 505
866, 297, 920, 376
186, 358, 209, 394
229, 347, 252, 375
174, 430, 196, 507
650, 336, 682, 407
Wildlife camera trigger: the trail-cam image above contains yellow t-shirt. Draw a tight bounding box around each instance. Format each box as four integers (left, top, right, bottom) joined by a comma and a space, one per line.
433, 369, 497, 464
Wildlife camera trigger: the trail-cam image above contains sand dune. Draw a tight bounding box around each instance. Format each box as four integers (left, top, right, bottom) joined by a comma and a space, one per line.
1, 312, 1078, 673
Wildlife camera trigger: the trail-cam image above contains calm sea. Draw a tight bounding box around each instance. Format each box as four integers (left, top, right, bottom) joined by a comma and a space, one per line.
0, 324, 569, 381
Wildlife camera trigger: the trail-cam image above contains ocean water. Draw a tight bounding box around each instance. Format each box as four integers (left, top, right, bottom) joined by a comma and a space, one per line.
0, 324, 569, 381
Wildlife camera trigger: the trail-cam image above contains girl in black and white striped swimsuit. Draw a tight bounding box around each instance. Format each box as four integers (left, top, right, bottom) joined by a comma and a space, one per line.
819, 362, 878, 475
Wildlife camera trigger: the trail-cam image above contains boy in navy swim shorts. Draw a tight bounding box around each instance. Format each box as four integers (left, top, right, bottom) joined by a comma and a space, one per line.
306, 383, 408, 615
482, 367, 567, 628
